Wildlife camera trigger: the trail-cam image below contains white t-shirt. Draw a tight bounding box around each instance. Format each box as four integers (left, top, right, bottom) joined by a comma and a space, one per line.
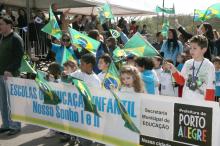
120, 86, 136, 93
181, 58, 215, 101
98, 72, 106, 83
152, 70, 160, 95
160, 71, 177, 97
70, 70, 101, 88
154, 67, 163, 82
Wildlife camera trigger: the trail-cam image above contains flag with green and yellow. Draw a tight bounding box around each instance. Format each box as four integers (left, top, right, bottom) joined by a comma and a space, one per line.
41, 6, 62, 39
123, 32, 159, 57
68, 27, 100, 55
19, 55, 36, 74
35, 70, 61, 105
109, 87, 140, 134
103, 62, 121, 90
72, 79, 100, 116
202, 3, 220, 21
61, 47, 75, 66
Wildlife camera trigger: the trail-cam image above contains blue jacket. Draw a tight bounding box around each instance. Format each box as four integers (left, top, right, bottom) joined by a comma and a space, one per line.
142, 70, 156, 94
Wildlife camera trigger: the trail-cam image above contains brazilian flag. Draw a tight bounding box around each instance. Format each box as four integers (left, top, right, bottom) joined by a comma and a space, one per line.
194, 9, 207, 22
103, 62, 121, 90
61, 47, 75, 66
73, 79, 100, 116
109, 88, 140, 134
123, 32, 159, 57
35, 71, 61, 105
202, 3, 220, 21
110, 29, 120, 38
19, 55, 36, 74
41, 6, 62, 39
68, 27, 100, 55
98, 3, 114, 24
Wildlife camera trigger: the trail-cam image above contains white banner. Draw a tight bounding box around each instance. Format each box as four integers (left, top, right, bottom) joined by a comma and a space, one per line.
7, 77, 220, 146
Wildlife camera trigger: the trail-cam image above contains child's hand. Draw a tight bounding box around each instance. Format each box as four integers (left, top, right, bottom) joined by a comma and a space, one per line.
163, 62, 177, 73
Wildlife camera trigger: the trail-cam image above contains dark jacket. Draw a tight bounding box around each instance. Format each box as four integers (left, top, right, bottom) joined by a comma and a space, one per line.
0, 32, 24, 76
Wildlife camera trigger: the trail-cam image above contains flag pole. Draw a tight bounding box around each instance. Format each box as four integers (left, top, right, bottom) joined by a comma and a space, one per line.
157, 13, 159, 33
192, 9, 196, 34
162, 0, 165, 23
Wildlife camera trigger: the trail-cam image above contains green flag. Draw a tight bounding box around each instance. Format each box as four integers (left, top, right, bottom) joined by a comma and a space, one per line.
103, 62, 121, 90
68, 27, 100, 55
110, 29, 120, 38
61, 47, 75, 66
113, 46, 127, 62
156, 5, 175, 14
109, 88, 140, 134
98, 3, 114, 24
202, 3, 220, 21
19, 55, 36, 74
35, 71, 61, 105
41, 6, 62, 39
194, 9, 207, 22
72, 79, 100, 116
161, 20, 169, 38
123, 32, 159, 57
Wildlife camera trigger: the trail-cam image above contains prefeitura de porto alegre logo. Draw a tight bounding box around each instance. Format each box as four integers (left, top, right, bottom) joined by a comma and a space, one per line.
174, 103, 212, 146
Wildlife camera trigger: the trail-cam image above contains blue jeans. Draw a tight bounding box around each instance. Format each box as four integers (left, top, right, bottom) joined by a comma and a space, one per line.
0, 76, 21, 130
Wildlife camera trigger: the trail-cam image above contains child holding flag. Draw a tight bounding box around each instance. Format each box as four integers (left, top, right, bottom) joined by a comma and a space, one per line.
165, 35, 215, 101
120, 65, 144, 93
98, 54, 111, 82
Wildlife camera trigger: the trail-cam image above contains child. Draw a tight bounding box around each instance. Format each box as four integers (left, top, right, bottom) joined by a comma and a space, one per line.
63, 60, 78, 75
44, 62, 62, 138
176, 53, 187, 97
98, 54, 111, 82
45, 62, 62, 83
70, 53, 101, 88
213, 57, 220, 101
120, 65, 144, 93
135, 57, 159, 94
70, 54, 103, 146
160, 60, 177, 97
176, 53, 187, 72
153, 56, 163, 81
166, 35, 215, 101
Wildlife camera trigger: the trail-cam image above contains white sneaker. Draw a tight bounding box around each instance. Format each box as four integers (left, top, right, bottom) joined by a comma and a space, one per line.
44, 130, 56, 138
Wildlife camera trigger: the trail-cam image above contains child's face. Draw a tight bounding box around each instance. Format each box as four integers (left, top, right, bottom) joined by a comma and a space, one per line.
177, 55, 183, 63
98, 59, 109, 71
214, 62, 220, 71
121, 73, 134, 87
64, 66, 76, 75
153, 58, 160, 68
135, 64, 144, 72
190, 43, 207, 60
80, 60, 92, 73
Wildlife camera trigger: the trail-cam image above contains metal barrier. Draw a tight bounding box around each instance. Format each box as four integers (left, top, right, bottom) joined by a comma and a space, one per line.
15, 25, 48, 59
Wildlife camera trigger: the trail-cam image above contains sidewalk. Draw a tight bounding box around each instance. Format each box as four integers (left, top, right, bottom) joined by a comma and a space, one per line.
0, 119, 70, 146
